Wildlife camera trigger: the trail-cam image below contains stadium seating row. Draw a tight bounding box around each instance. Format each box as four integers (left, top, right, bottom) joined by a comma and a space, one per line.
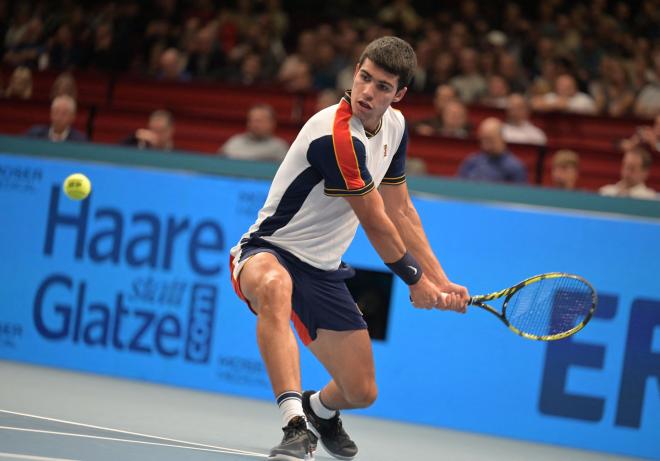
1, 69, 654, 192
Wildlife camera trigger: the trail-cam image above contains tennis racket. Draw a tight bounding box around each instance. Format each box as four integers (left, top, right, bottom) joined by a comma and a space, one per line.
469, 272, 597, 341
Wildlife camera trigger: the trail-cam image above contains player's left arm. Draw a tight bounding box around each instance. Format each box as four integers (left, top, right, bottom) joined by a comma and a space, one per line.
380, 181, 468, 300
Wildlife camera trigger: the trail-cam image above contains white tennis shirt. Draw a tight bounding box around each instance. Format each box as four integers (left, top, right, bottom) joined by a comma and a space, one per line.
230, 94, 409, 270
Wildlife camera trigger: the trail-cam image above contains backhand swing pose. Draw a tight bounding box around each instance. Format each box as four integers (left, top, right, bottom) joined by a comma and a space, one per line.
230, 36, 469, 461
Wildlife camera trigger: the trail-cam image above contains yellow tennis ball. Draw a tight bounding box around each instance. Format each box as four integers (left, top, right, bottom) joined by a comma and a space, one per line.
63, 173, 92, 200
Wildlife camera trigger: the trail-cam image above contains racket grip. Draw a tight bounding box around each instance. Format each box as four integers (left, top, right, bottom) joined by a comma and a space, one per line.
409, 293, 466, 306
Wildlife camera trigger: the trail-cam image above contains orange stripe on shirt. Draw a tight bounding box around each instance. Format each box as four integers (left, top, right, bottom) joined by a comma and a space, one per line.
331, 98, 366, 190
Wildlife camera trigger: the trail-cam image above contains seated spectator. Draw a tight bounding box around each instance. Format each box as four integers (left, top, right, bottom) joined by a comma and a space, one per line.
502, 94, 547, 146
50, 72, 78, 100
2, 17, 44, 69
82, 22, 120, 72
599, 146, 657, 200
638, 114, 660, 153
185, 26, 225, 80
634, 49, 660, 119
336, 41, 366, 91
425, 51, 456, 92
531, 73, 597, 114
157, 48, 191, 81
450, 48, 486, 104
25, 95, 87, 142
413, 84, 457, 136
590, 57, 635, 117
407, 157, 428, 176
4, 66, 33, 99
278, 30, 315, 92
480, 75, 510, 109
529, 58, 561, 97
550, 149, 580, 190
458, 117, 527, 183
312, 40, 342, 90
635, 82, 660, 118
498, 52, 528, 94
48, 23, 82, 71
123, 110, 175, 150
218, 104, 289, 162
622, 114, 660, 154
228, 53, 265, 86
277, 55, 313, 92
437, 100, 470, 139
634, 82, 660, 119
315, 89, 340, 112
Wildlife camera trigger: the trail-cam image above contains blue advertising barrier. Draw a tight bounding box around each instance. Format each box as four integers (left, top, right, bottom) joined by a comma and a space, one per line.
0, 152, 658, 459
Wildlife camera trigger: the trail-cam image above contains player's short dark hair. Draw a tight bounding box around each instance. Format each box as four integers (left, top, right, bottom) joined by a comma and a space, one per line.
358, 36, 417, 90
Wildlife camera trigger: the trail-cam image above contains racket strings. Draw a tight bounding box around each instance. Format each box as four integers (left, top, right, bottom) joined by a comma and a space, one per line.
504, 276, 593, 338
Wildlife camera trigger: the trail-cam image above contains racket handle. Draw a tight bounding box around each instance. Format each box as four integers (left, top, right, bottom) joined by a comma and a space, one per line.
409, 293, 471, 306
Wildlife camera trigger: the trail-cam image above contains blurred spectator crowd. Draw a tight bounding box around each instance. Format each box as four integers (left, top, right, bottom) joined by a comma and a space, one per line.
1, 0, 659, 199
1, 0, 658, 119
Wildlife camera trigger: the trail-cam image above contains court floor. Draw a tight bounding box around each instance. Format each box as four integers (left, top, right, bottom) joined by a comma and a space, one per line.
0, 360, 647, 461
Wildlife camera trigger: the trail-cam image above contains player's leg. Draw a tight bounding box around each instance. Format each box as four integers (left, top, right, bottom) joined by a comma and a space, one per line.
302, 328, 375, 460
237, 252, 316, 460
240, 252, 301, 396
308, 328, 377, 409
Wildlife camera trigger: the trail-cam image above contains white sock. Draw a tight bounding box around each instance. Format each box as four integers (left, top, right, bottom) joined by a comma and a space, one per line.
276, 391, 305, 427
310, 391, 337, 419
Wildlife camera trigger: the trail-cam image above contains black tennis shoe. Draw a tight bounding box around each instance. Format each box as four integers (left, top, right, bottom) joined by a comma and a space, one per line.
268, 415, 317, 461
302, 390, 358, 460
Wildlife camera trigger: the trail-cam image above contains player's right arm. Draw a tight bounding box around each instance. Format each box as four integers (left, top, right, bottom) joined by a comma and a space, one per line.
345, 190, 458, 310
307, 99, 457, 309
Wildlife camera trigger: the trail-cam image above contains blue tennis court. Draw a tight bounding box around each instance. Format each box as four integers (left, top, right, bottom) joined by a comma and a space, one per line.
0, 360, 645, 461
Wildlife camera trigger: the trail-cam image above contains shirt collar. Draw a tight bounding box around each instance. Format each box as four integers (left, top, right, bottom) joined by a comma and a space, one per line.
49, 126, 71, 142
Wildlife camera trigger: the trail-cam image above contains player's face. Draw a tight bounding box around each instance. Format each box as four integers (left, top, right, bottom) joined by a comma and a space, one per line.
351, 58, 407, 132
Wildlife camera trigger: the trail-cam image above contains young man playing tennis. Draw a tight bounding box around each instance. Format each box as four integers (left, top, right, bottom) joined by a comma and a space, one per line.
230, 36, 469, 461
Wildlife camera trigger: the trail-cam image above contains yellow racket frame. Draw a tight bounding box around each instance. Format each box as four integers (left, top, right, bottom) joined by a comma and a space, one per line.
469, 272, 598, 341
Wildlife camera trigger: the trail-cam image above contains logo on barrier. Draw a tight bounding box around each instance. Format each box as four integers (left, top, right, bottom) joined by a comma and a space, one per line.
0, 163, 42, 192
0, 322, 23, 349
540, 293, 660, 429
32, 275, 217, 363
29, 185, 226, 364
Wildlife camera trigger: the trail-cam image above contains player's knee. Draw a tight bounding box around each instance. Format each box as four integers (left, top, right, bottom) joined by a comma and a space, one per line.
254, 271, 292, 317
345, 381, 378, 408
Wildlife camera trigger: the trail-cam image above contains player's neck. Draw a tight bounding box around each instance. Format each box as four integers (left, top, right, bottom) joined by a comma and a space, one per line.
362, 117, 383, 138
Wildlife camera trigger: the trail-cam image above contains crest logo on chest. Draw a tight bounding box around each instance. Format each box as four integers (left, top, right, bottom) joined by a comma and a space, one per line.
383, 144, 388, 157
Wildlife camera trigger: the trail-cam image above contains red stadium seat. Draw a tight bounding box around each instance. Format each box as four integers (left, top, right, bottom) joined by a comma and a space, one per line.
29, 70, 110, 106
111, 79, 306, 123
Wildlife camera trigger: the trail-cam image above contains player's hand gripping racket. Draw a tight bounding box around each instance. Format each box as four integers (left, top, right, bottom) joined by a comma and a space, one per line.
469, 272, 597, 341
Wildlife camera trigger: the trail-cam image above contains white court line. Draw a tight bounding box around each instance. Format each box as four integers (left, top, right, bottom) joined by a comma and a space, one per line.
0, 409, 264, 457
0, 427, 265, 458
0, 454, 79, 461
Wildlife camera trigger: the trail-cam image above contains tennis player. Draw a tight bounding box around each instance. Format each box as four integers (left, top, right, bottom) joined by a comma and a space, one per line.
230, 36, 469, 461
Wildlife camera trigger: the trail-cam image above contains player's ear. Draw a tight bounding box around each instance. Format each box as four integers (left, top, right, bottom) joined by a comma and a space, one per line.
392, 87, 408, 103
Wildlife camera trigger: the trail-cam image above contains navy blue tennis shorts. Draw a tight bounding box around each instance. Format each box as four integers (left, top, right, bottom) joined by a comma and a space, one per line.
230, 238, 367, 345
